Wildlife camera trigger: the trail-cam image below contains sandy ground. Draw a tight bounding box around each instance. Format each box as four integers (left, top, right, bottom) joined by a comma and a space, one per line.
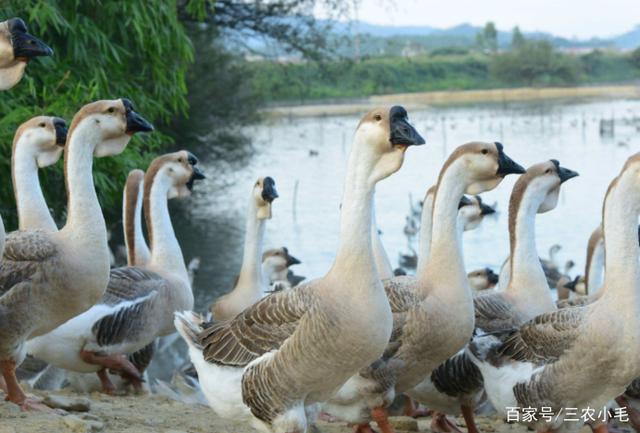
0, 387, 617, 433
263, 84, 640, 118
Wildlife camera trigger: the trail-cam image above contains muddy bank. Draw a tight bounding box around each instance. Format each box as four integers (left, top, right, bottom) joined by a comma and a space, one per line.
263, 85, 640, 118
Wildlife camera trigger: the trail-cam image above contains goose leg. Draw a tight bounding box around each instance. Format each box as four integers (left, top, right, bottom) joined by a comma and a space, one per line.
371, 406, 396, 433
403, 396, 432, 418
0, 375, 7, 393
591, 423, 610, 433
80, 350, 142, 383
96, 369, 116, 395
460, 404, 480, 433
616, 395, 640, 432
430, 412, 464, 433
352, 423, 379, 433
0, 360, 50, 411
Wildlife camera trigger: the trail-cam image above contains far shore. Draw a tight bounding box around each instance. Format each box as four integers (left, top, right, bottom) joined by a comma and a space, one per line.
262, 84, 640, 118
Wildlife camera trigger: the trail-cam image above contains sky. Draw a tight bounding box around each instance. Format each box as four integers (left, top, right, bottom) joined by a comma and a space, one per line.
316, 0, 640, 39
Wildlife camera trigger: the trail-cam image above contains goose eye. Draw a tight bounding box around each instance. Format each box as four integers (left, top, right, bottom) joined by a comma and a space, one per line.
481, 149, 489, 155
107, 107, 115, 113
39, 122, 46, 128
546, 169, 552, 174
374, 114, 382, 121
178, 157, 183, 163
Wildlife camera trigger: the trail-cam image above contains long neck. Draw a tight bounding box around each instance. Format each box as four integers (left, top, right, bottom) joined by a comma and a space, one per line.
124, 181, 150, 267
0, 62, 26, 90
371, 198, 393, 280
62, 124, 106, 244
236, 200, 267, 292
327, 137, 377, 294
147, 176, 188, 281
13, 141, 57, 231
0, 214, 5, 254
587, 241, 605, 294
420, 161, 469, 302
415, 193, 434, 278
602, 182, 640, 301
506, 187, 555, 311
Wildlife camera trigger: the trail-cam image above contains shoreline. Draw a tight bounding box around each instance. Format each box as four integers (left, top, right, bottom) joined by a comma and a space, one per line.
262, 84, 640, 118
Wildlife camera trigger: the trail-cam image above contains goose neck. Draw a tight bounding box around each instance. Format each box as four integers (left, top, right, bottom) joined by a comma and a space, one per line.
586, 240, 605, 294
124, 180, 150, 267
13, 141, 56, 231
236, 199, 267, 293
371, 198, 393, 280
415, 193, 434, 278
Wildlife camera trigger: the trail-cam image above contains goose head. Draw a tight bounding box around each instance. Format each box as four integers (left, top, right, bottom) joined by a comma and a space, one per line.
0, 18, 53, 90
354, 105, 425, 185
458, 195, 496, 231
68, 98, 154, 157
13, 116, 67, 167
446, 142, 525, 194
147, 150, 205, 199
523, 160, 579, 214
467, 267, 499, 291
262, 247, 301, 276
253, 176, 278, 220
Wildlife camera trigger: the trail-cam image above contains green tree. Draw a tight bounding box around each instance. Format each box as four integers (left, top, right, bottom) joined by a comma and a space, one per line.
511, 26, 525, 50
631, 47, 640, 69
476, 22, 498, 53
0, 0, 195, 229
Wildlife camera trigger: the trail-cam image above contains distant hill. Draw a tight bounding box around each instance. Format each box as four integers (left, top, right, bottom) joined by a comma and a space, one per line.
614, 25, 640, 49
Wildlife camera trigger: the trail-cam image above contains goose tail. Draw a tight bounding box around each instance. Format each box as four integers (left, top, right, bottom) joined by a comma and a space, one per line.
174, 311, 204, 350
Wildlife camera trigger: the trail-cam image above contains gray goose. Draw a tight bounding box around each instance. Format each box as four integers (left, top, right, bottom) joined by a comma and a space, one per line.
469, 153, 640, 433
412, 160, 578, 433
0, 99, 153, 409
175, 106, 424, 433
26, 151, 203, 393
322, 142, 524, 433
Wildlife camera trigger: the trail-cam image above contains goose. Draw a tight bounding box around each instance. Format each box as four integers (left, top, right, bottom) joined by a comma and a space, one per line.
123, 169, 151, 268
12, 116, 67, 231
468, 153, 640, 433
175, 105, 425, 433
262, 247, 303, 290
209, 177, 279, 321
372, 203, 395, 280
26, 151, 203, 394
322, 142, 524, 433
0, 18, 53, 90
0, 98, 153, 409
468, 268, 499, 292
411, 160, 578, 433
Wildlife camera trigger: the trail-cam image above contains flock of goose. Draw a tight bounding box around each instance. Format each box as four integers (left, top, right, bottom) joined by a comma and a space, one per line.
1, 16, 640, 433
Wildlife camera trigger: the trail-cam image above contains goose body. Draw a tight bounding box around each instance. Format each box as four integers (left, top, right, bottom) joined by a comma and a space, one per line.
412, 160, 578, 433
0, 99, 153, 408
469, 153, 640, 431
176, 106, 424, 433
26, 151, 201, 391
322, 142, 524, 433
209, 177, 278, 321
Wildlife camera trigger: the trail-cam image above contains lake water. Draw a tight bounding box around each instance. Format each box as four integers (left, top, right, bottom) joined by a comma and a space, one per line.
178, 97, 640, 310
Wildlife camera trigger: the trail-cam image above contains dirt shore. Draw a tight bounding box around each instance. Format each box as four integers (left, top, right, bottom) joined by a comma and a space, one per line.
263, 84, 640, 118
0, 387, 611, 433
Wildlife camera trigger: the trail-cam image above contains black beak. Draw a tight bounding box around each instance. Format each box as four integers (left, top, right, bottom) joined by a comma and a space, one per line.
122, 98, 154, 134
458, 195, 472, 209
495, 142, 525, 177
551, 160, 579, 184
53, 117, 67, 147
8, 18, 53, 59
563, 275, 580, 292
480, 202, 496, 216
284, 248, 301, 267
487, 269, 499, 285
262, 176, 278, 203
389, 106, 426, 147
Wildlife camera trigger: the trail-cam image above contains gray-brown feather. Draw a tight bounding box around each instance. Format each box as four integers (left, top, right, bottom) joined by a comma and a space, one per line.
431, 351, 483, 398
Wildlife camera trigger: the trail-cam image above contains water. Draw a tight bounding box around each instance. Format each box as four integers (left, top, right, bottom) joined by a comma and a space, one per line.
178, 97, 640, 311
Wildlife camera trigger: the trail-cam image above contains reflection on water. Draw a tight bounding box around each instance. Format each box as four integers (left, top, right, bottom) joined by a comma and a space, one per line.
179, 97, 640, 312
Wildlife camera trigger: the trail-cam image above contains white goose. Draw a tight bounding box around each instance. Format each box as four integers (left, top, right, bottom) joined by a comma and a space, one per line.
0, 17, 52, 90
12, 115, 67, 231
412, 160, 579, 433
26, 151, 203, 393
469, 153, 640, 433
175, 106, 425, 433
0, 99, 153, 409
209, 177, 279, 321
322, 142, 524, 433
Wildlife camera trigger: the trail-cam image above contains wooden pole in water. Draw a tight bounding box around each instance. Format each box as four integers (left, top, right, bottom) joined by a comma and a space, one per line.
292, 179, 299, 223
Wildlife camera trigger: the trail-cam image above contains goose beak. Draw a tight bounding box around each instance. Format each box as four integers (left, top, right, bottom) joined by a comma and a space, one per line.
389, 105, 426, 147
9, 18, 53, 60
558, 166, 579, 183
286, 252, 301, 267
563, 276, 580, 292
262, 177, 278, 203
122, 98, 154, 135
495, 142, 525, 177
480, 202, 496, 216
186, 167, 206, 191
53, 117, 67, 147
458, 195, 473, 209
487, 269, 499, 285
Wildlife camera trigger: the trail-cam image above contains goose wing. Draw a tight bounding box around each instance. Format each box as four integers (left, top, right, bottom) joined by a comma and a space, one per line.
0, 230, 57, 297
499, 307, 586, 363
196, 284, 315, 367
473, 292, 523, 333
381, 278, 421, 360
89, 267, 164, 351
556, 295, 590, 309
